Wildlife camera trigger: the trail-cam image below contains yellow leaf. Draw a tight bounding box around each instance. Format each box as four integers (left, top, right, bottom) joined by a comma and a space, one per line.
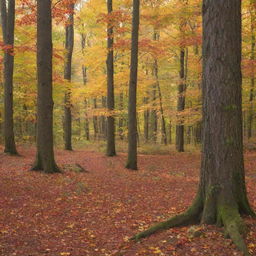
60, 253, 70, 256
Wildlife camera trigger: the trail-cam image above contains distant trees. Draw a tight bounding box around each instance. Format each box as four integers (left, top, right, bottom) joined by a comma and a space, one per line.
126, 0, 140, 170
132, 0, 255, 255
31, 0, 60, 173
0, 0, 17, 155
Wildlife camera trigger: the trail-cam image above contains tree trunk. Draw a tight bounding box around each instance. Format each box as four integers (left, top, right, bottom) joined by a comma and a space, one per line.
247, 0, 256, 140
64, 3, 74, 150
93, 98, 98, 140
0, 0, 18, 155
106, 0, 116, 156
154, 60, 167, 145
143, 96, 149, 143
126, 0, 140, 170
150, 85, 158, 143
132, 1, 254, 254
101, 96, 107, 139
118, 93, 124, 140
176, 49, 186, 152
32, 0, 60, 173
168, 121, 172, 144
152, 31, 167, 145
81, 33, 90, 141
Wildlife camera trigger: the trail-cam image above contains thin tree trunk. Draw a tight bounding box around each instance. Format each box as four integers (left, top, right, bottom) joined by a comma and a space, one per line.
101, 96, 107, 139
150, 85, 158, 143
152, 31, 167, 145
168, 121, 172, 144
106, 0, 116, 156
143, 96, 149, 143
176, 49, 186, 152
154, 59, 167, 145
118, 93, 124, 140
0, 0, 17, 154
64, 3, 74, 150
93, 98, 98, 140
32, 0, 60, 173
81, 33, 90, 141
126, 0, 140, 170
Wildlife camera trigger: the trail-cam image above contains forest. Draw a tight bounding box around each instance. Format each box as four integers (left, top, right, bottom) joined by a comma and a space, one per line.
0, 0, 256, 255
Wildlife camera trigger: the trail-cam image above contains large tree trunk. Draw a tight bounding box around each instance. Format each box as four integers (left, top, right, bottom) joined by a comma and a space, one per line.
126, 0, 140, 170
247, 0, 256, 140
0, 0, 17, 155
32, 0, 60, 173
106, 0, 116, 156
132, 1, 255, 254
63, 3, 74, 151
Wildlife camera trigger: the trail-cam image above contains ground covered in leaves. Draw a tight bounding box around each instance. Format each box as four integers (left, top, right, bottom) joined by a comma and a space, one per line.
0, 145, 256, 256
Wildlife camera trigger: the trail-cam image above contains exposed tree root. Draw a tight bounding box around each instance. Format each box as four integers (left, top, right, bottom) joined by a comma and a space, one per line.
131, 193, 203, 241
30, 152, 62, 174
31, 163, 62, 174
4, 150, 19, 156
219, 204, 250, 256
131, 194, 254, 256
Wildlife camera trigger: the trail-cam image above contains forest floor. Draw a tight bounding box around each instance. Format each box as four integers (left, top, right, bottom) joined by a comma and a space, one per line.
0, 146, 256, 256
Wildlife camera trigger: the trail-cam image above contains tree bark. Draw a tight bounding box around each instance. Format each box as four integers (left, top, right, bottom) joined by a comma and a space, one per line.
0, 0, 18, 155
247, 0, 256, 140
143, 96, 149, 143
132, 1, 255, 254
31, 0, 60, 173
176, 49, 186, 152
81, 33, 90, 141
93, 98, 98, 140
118, 93, 124, 140
126, 0, 140, 170
64, 3, 74, 150
154, 59, 167, 145
150, 85, 158, 143
106, 0, 116, 156
100, 96, 107, 139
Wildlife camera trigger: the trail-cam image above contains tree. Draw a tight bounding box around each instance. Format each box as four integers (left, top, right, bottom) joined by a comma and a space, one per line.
131, 1, 255, 254
247, 0, 256, 139
81, 32, 90, 141
126, 0, 140, 170
31, 0, 60, 173
175, 48, 186, 152
64, 2, 75, 151
106, 0, 116, 156
0, 0, 18, 155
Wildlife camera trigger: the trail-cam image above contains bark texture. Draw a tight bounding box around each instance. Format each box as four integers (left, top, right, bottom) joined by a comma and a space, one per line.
32, 0, 60, 173
247, 0, 256, 140
131, 1, 255, 254
176, 49, 186, 152
106, 0, 116, 156
64, 3, 74, 150
0, 0, 17, 155
81, 33, 90, 141
126, 0, 140, 170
